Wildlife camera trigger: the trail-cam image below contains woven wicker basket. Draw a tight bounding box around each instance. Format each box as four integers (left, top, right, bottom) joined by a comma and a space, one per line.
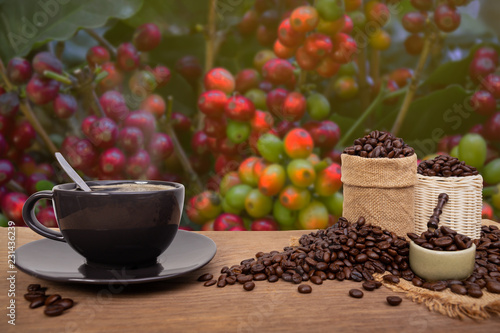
414, 174, 483, 239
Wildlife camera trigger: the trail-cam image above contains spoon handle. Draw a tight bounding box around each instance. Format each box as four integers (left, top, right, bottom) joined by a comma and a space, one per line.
55, 152, 92, 192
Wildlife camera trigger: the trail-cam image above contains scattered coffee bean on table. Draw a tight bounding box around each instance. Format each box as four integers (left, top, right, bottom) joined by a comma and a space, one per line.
298, 284, 312, 294
386, 296, 402, 306
343, 131, 415, 158
44, 304, 65, 317
204, 280, 216, 287
362, 281, 377, 291
24, 284, 75, 317
418, 155, 479, 177
197, 273, 213, 281
197, 217, 500, 300
243, 282, 255, 291
349, 289, 364, 298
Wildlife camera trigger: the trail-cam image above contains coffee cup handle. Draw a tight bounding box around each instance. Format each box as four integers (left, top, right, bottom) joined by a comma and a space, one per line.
22, 191, 65, 242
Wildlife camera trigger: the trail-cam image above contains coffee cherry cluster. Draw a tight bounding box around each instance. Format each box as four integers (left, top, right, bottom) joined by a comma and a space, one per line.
403, 0, 466, 55
187, 128, 343, 231
0, 22, 182, 227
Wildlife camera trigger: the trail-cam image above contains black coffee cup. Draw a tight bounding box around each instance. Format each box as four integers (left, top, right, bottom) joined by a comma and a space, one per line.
22, 180, 184, 268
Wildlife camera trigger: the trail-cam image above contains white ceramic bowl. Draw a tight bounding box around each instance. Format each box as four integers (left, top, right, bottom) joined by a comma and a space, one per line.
409, 241, 476, 281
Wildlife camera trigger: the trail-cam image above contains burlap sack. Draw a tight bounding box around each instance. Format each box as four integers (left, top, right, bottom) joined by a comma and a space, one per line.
341, 154, 417, 237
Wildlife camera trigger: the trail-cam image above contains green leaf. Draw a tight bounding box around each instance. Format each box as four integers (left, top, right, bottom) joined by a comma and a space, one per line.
36, 180, 55, 192
374, 85, 483, 158
0, 0, 143, 60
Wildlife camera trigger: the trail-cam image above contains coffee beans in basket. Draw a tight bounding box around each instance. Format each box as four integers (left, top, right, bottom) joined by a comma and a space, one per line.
24, 284, 74, 316
343, 131, 415, 158
417, 155, 479, 177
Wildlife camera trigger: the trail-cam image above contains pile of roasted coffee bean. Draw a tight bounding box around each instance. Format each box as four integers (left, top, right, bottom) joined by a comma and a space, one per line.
24, 284, 74, 316
407, 226, 473, 251
343, 131, 415, 158
199, 218, 500, 299
418, 155, 479, 177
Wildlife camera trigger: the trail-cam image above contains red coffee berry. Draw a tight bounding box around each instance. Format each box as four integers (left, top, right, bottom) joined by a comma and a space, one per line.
402, 11, 426, 33
274, 40, 296, 59
99, 148, 126, 175
99, 62, 123, 91
296, 46, 318, 71
123, 111, 156, 144
150, 65, 171, 87
148, 133, 174, 163
262, 58, 295, 86
198, 90, 227, 118
238, 10, 259, 36
304, 33, 333, 59
32, 52, 63, 75
116, 43, 140, 71
235, 69, 260, 94
266, 88, 289, 118
277, 18, 305, 48
434, 4, 461, 33
282, 91, 306, 122
12, 120, 36, 150
133, 23, 161, 51
191, 131, 210, 155
99, 91, 129, 123
117, 127, 144, 155
330, 33, 357, 64
474, 47, 499, 66
86, 46, 110, 67
7, 58, 32, 85
26, 75, 60, 105
203, 117, 227, 139
316, 56, 341, 78
88, 117, 119, 149
469, 57, 497, 83
470, 90, 496, 117
481, 74, 500, 98
204, 68, 235, 94
224, 95, 256, 121
53, 94, 77, 119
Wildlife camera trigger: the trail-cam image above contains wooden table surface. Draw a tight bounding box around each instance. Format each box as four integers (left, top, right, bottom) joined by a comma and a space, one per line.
1, 226, 500, 333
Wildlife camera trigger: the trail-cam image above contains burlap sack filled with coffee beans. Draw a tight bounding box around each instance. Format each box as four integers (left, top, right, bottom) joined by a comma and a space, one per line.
341, 154, 417, 237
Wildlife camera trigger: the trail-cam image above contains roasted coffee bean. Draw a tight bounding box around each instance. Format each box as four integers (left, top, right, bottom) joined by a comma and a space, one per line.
467, 288, 483, 298
292, 273, 303, 284
29, 297, 46, 309
243, 282, 255, 291
383, 274, 400, 284
204, 279, 217, 287
217, 277, 227, 288
220, 266, 229, 274
55, 298, 74, 310
362, 281, 376, 291
27, 284, 41, 292
24, 291, 45, 301
226, 276, 237, 285
268, 275, 279, 283
298, 284, 312, 294
44, 304, 65, 316
197, 273, 213, 281
349, 289, 363, 298
486, 281, 500, 294
253, 273, 267, 281
450, 284, 467, 295
310, 276, 323, 285
386, 296, 402, 306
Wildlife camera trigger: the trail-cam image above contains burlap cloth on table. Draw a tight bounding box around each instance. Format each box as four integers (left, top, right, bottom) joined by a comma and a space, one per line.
341, 154, 417, 237
290, 220, 500, 320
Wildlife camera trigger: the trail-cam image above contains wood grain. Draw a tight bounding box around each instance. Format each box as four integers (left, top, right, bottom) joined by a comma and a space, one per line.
1, 222, 500, 333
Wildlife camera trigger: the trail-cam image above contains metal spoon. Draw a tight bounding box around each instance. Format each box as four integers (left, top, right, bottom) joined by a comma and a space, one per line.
55, 152, 92, 192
